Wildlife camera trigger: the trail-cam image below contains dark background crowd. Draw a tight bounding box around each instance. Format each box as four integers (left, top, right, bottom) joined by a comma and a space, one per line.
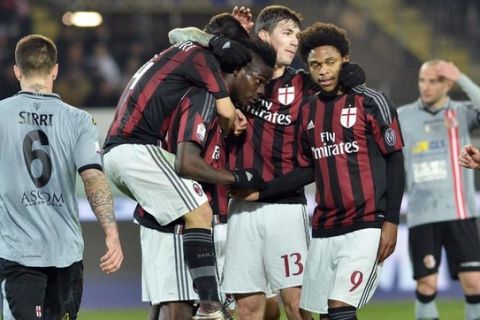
1, 0, 480, 108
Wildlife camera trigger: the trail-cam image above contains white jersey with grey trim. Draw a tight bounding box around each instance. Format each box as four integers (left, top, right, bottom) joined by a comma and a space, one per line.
0, 91, 102, 267
399, 98, 480, 228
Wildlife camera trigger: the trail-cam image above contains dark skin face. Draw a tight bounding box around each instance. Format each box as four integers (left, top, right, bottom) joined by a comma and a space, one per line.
307, 45, 348, 93
227, 53, 273, 107
175, 54, 273, 188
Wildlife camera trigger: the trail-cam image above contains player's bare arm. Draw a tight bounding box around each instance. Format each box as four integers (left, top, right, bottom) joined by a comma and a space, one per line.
80, 168, 123, 274
377, 221, 398, 263
176, 141, 266, 190
459, 144, 480, 169
168, 27, 212, 46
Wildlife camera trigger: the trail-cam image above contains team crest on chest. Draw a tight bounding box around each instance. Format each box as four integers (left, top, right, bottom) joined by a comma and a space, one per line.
278, 86, 295, 105
340, 106, 357, 128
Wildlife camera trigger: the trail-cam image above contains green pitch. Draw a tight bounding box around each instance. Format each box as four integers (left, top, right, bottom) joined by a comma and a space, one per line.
78, 299, 464, 319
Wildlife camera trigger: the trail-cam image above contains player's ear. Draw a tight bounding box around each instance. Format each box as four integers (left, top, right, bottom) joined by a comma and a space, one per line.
258, 30, 269, 42
13, 65, 22, 81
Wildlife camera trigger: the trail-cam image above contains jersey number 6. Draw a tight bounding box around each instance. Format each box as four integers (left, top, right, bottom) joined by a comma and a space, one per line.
23, 130, 52, 188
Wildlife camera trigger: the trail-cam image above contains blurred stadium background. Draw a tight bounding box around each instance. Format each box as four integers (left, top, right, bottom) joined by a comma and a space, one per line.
1, 0, 480, 318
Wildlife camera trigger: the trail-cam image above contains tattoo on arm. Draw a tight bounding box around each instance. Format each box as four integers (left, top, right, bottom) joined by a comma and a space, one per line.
81, 169, 117, 231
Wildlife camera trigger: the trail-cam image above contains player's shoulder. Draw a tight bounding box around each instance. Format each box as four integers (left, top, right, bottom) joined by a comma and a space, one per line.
0, 95, 18, 111
182, 86, 215, 103
397, 100, 419, 116
351, 85, 394, 108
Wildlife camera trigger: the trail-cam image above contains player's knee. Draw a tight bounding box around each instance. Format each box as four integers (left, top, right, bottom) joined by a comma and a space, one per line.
462, 280, 480, 295
416, 277, 437, 295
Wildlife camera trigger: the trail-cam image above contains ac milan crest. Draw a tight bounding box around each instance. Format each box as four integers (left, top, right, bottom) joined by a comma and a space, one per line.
278, 86, 295, 105
340, 107, 357, 128
192, 183, 203, 197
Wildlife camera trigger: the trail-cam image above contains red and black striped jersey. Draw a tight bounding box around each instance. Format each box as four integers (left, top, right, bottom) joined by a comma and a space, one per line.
134, 87, 228, 231
297, 87, 404, 238
228, 67, 318, 204
166, 87, 229, 219
103, 42, 228, 153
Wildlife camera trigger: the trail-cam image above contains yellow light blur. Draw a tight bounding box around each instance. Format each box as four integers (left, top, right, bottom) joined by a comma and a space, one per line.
62, 11, 103, 27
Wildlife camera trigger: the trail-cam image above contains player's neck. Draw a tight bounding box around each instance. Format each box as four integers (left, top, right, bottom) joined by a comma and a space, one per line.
424, 96, 449, 111
272, 64, 286, 79
20, 77, 53, 94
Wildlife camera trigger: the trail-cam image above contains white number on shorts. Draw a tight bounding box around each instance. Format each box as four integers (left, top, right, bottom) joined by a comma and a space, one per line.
349, 271, 363, 292
281, 253, 304, 277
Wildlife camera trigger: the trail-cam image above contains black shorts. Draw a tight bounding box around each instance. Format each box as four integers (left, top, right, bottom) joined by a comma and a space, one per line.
0, 258, 83, 320
409, 218, 480, 280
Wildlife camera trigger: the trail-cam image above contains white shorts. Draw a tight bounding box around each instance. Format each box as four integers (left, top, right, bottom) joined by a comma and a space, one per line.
300, 228, 382, 314
104, 144, 208, 225
140, 225, 198, 304
222, 200, 310, 294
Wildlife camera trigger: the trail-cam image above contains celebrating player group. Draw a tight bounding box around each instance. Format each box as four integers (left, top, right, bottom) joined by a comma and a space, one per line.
5, 2, 479, 320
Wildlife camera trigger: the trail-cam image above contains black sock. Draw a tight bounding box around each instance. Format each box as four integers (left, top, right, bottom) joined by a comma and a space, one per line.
183, 228, 219, 302
328, 306, 357, 320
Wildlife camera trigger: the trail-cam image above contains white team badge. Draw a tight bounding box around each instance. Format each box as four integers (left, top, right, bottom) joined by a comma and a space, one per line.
340, 107, 357, 128
196, 123, 206, 142
278, 86, 295, 105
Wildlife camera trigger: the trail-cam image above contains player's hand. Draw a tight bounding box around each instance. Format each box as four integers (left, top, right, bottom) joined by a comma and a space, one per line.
459, 144, 480, 169
100, 235, 124, 274
230, 188, 260, 201
377, 221, 397, 263
230, 168, 266, 190
435, 61, 461, 82
233, 109, 248, 136
209, 35, 252, 73
232, 6, 254, 33
339, 62, 366, 90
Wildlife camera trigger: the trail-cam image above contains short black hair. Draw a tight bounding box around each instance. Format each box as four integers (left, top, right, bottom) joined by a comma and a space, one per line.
254, 5, 302, 36
238, 38, 277, 69
297, 22, 350, 63
204, 12, 250, 41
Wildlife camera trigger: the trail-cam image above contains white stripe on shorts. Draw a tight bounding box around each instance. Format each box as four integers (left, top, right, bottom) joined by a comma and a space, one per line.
357, 260, 378, 308
146, 145, 201, 211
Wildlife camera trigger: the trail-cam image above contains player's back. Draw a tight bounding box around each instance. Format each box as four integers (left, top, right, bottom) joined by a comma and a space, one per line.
104, 42, 227, 152
0, 91, 99, 267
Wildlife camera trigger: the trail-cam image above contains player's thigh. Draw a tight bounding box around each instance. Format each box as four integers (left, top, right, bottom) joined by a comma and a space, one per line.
264, 204, 310, 290
104, 144, 208, 225
0, 258, 47, 320
300, 237, 334, 314
222, 200, 268, 293
44, 261, 83, 320
330, 228, 382, 310
140, 226, 198, 304
213, 222, 228, 286
408, 223, 443, 279
444, 218, 480, 280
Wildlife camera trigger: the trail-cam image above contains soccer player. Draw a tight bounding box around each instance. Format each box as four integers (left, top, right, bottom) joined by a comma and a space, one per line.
169, 6, 366, 320
103, 30, 272, 318
399, 60, 480, 320
296, 23, 405, 320
0, 34, 123, 320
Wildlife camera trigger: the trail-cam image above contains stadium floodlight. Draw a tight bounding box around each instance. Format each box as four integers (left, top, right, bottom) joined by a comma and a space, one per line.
62, 11, 103, 27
